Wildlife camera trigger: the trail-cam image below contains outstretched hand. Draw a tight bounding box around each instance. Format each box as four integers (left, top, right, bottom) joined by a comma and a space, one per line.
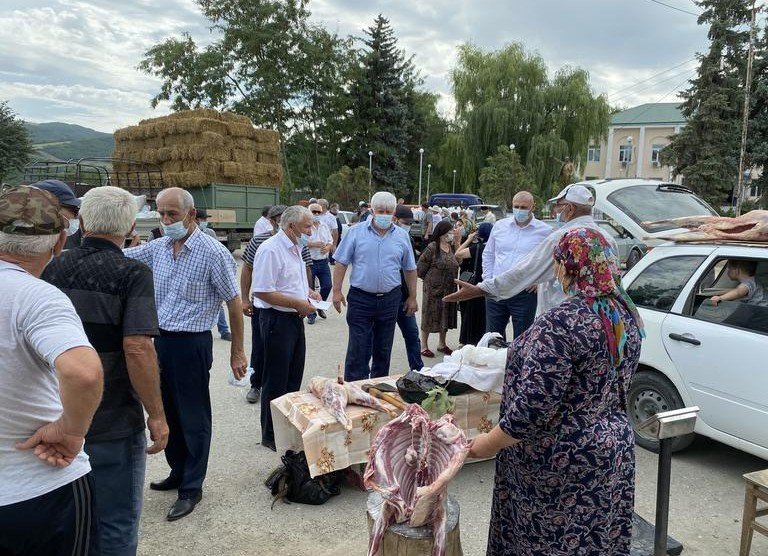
443, 279, 485, 303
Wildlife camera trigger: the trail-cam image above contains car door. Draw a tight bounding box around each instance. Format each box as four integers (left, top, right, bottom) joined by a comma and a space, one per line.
596, 221, 629, 265
660, 253, 768, 448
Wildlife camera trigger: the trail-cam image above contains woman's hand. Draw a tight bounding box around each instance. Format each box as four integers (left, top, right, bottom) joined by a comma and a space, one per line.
468, 433, 498, 459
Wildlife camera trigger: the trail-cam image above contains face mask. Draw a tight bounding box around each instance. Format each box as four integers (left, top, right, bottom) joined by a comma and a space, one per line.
374, 214, 392, 229
197, 221, 208, 230
513, 208, 530, 223
67, 218, 79, 236
162, 219, 188, 240
312, 216, 321, 224
398, 223, 411, 234
553, 212, 564, 228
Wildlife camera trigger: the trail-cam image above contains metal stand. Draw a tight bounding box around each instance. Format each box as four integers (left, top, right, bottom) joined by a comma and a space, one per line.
654, 438, 673, 556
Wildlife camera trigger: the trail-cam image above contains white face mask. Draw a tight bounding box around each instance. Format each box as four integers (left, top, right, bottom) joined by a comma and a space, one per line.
67, 218, 79, 236
162, 219, 188, 240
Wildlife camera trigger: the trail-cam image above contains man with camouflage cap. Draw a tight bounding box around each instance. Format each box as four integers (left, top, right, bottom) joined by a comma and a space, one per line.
0, 185, 104, 555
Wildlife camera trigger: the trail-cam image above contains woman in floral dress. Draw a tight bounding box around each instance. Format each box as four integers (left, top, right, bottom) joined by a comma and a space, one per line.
469, 227, 644, 556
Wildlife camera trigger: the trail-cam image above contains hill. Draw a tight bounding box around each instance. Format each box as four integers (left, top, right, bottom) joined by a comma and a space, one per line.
25, 122, 115, 161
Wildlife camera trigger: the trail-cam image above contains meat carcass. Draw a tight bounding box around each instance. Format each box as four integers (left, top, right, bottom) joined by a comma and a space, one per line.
364, 404, 469, 556
308, 377, 398, 431
644, 210, 768, 242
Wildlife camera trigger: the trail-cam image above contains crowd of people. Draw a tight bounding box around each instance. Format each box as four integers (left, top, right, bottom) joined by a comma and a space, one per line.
0, 176, 646, 556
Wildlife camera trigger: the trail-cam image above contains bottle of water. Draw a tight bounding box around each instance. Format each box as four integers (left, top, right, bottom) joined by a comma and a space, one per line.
228, 367, 253, 387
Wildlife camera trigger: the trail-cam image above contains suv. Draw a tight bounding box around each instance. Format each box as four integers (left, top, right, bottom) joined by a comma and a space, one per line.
622, 241, 768, 458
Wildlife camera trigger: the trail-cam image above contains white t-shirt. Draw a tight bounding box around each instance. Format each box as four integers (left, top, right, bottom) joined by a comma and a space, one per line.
741, 276, 768, 307
0, 260, 93, 506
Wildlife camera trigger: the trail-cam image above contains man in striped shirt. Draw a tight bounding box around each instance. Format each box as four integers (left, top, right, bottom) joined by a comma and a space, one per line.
240, 205, 313, 404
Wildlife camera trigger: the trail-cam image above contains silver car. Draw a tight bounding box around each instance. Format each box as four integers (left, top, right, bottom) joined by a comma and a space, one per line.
543, 219, 647, 269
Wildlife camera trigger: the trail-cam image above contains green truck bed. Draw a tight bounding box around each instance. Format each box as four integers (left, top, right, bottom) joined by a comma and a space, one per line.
188, 183, 280, 232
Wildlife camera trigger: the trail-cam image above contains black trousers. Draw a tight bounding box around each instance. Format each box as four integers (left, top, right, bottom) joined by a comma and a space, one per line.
249, 308, 264, 389
0, 474, 99, 556
259, 309, 305, 444
154, 330, 213, 496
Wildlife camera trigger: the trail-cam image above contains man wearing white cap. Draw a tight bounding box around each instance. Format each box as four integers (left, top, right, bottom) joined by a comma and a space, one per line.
444, 184, 618, 314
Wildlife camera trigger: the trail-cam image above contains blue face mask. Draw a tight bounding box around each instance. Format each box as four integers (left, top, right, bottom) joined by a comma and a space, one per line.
513, 208, 530, 223
374, 214, 392, 229
298, 233, 311, 248
162, 220, 189, 240
197, 221, 208, 230
553, 212, 565, 228
67, 218, 80, 236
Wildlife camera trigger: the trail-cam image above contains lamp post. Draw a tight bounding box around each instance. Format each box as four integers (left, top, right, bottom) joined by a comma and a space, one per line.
452, 169, 457, 193
509, 143, 515, 151
426, 163, 432, 200
625, 136, 633, 178
368, 150, 373, 187
417, 148, 424, 204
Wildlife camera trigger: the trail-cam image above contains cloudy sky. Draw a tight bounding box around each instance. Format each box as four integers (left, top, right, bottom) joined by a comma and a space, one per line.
1, 0, 714, 133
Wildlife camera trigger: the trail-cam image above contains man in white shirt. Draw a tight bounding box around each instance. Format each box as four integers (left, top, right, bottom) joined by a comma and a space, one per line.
0, 186, 103, 555
252, 206, 274, 236
481, 191, 552, 340
306, 203, 334, 323
316, 198, 339, 251
478, 205, 496, 224
250, 206, 320, 451
445, 185, 619, 317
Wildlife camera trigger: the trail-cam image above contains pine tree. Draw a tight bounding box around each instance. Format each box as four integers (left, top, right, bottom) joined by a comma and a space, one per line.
747, 20, 768, 206
661, 0, 752, 205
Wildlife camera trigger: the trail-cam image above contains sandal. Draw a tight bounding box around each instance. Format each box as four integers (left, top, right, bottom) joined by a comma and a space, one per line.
421, 348, 435, 358
437, 346, 453, 355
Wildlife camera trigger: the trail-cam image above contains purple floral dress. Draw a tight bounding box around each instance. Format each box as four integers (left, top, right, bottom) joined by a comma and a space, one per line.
487, 296, 641, 556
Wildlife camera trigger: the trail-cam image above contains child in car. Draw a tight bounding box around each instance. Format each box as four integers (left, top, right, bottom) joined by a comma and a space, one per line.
711, 260, 768, 307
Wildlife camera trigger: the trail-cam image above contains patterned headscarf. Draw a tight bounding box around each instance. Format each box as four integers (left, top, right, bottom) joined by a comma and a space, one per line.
553, 227, 645, 368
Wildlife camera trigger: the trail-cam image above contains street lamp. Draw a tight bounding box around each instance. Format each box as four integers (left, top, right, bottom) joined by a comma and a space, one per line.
452, 169, 457, 193
426, 164, 432, 200
368, 151, 373, 187
417, 148, 424, 204
509, 143, 515, 151
625, 136, 633, 178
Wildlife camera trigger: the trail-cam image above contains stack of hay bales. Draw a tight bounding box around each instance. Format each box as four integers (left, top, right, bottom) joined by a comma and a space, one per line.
112, 108, 282, 189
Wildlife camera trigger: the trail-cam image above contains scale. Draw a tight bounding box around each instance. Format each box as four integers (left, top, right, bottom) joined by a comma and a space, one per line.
631, 406, 700, 556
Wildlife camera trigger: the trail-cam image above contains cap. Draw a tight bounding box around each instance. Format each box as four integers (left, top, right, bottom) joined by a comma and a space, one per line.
0, 185, 67, 236
394, 204, 414, 221
32, 179, 81, 208
548, 184, 594, 206
195, 208, 209, 219
359, 201, 368, 207
267, 204, 287, 219
430, 205, 441, 213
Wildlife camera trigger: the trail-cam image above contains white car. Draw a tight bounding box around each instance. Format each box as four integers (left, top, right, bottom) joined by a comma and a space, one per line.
336, 210, 355, 238
622, 241, 768, 459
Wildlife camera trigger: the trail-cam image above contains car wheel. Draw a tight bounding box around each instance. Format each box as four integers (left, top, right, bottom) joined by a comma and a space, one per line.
628, 370, 695, 453
625, 249, 642, 270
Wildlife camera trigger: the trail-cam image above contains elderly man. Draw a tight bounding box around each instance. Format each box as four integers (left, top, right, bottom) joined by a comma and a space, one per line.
252, 205, 273, 236
124, 187, 246, 521
250, 206, 319, 451
332, 191, 418, 381
445, 185, 619, 314
306, 202, 334, 323
32, 179, 82, 248
240, 205, 314, 404
42, 186, 168, 554
0, 186, 103, 555
482, 191, 552, 340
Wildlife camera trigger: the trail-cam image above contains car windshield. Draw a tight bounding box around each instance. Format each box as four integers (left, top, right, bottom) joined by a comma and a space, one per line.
606, 185, 717, 233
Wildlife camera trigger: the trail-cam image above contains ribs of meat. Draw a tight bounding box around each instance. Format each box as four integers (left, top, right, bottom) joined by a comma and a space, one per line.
644, 210, 768, 242
364, 404, 469, 556
308, 377, 397, 431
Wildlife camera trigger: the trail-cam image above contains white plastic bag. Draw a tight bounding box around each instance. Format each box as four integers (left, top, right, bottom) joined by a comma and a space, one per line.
228, 367, 253, 387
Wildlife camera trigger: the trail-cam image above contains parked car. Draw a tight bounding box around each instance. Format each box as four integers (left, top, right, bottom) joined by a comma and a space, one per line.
428, 193, 483, 208
542, 219, 647, 270
336, 210, 355, 238
621, 241, 768, 459
467, 204, 506, 225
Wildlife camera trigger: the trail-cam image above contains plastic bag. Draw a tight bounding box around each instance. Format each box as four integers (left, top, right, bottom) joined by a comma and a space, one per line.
264, 450, 343, 507
228, 367, 253, 387
396, 370, 472, 404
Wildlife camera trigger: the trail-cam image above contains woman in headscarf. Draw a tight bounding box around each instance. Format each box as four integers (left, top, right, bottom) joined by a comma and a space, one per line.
458, 222, 492, 346
469, 227, 644, 556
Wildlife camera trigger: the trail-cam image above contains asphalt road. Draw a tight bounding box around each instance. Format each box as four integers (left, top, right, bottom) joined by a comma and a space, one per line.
137, 259, 768, 556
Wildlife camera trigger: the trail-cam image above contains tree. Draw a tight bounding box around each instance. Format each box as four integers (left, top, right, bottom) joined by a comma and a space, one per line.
661, 0, 752, 206
478, 146, 537, 208
0, 102, 32, 182
747, 20, 768, 207
324, 166, 372, 209
449, 43, 609, 198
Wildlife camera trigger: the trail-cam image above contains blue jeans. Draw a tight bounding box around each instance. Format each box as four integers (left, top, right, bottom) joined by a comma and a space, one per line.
344, 286, 401, 381
397, 304, 424, 371
310, 258, 332, 316
485, 290, 538, 341
86, 431, 147, 556
217, 306, 229, 335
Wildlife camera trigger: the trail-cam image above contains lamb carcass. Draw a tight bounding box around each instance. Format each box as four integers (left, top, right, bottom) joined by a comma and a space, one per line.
364, 404, 469, 556
308, 377, 397, 431
644, 210, 768, 242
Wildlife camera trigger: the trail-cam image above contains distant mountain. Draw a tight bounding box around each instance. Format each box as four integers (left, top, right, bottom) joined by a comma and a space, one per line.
25, 122, 115, 161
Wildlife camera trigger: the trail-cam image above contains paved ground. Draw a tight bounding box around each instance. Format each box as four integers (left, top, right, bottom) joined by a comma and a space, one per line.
137, 258, 768, 555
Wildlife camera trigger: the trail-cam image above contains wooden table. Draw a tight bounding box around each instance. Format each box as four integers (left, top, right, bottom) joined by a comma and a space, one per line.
271, 375, 502, 478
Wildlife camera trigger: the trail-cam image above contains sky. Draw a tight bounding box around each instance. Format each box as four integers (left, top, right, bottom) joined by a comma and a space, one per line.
0, 0, 716, 133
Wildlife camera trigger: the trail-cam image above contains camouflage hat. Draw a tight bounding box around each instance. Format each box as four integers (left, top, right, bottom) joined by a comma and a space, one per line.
0, 185, 67, 236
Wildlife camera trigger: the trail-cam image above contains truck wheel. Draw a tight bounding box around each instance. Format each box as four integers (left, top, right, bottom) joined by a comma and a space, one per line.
625, 249, 642, 270
628, 370, 695, 453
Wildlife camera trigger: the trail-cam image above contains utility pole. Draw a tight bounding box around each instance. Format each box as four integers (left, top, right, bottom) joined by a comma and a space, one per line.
735, 0, 758, 216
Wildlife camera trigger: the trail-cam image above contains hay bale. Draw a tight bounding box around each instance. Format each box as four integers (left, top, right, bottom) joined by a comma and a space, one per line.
164, 108, 224, 121
220, 112, 252, 124
254, 142, 280, 156
256, 152, 280, 165
163, 171, 209, 188
221, 161, 243, 177
171, 118, 230, 137
227, 122, 256, 138
231, 149, 258, 164
253, 129, 280, 144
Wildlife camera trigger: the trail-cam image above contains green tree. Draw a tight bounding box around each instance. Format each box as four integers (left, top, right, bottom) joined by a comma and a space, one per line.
0, 102, 32, 182
747, 20, 768, 207
478, 146, 537, 208
325, 165, 372, 209
449, 43, 609, 198
661, 0, 752, 205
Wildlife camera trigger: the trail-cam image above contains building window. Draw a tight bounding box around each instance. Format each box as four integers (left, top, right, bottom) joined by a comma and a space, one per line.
750, 183, 761, 198
618, 145, 632, 163
651, 144, 665, 165
587, 145, 601, 162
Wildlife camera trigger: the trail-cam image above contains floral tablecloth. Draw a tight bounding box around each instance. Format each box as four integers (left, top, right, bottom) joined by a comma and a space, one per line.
271, 375, 502, 478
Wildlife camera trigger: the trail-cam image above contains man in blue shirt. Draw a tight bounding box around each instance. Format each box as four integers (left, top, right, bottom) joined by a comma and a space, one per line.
332, 191, 418, 381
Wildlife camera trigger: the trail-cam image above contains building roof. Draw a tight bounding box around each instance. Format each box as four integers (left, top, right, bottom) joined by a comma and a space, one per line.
611, 103, 686, 126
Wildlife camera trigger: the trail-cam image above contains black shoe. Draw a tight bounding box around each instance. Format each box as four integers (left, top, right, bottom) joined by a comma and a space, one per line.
150, 476, 181, 491
262, 439, 276, 452
246, 387, 261, 404
166, 491, 202, 521
220, 332, 232, 341
317, 309, 327, 319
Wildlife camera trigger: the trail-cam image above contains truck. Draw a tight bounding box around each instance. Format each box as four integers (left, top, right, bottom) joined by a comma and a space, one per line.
22, 157, 279, 251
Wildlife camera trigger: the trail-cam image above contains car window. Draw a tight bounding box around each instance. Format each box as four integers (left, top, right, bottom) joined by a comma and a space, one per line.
597, 221, 620, 238
689, 258, 768, 335
606, 185, 717, 233
626, 255, 706, 311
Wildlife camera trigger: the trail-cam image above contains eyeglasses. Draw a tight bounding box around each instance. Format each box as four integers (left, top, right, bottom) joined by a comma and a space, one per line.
311, 210, 322, 215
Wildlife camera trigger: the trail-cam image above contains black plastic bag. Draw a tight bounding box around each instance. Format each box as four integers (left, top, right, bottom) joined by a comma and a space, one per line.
396, 370, 473, 404
264, 450, 342, 508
